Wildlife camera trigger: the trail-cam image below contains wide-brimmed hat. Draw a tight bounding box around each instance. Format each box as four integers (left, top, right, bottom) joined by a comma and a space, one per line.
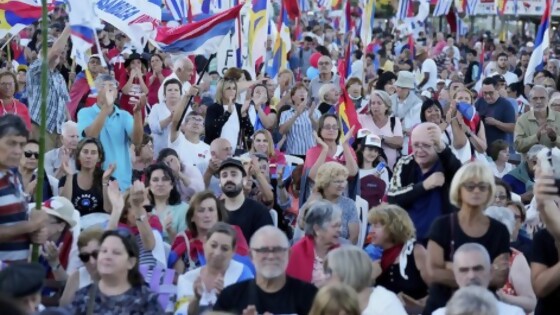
124, 52, 148, 68
42, 197, 77, 228
394, 71, 415, 89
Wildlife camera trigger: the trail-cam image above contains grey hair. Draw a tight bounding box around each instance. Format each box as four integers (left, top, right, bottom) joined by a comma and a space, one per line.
453, 243, 491, 267
61, 121, 77, 137
303, 200, 342, 236
94, 73, 117, 91
527, 144, 546, 160
445, 286, 498, 315
371, 90, 393, 115
173, 57, 193, 72
529, 85, 548, 100
249, 225, 290, 249
484, 206, 515, 236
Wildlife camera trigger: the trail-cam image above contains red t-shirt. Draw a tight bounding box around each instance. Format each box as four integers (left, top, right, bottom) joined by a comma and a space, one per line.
145, 68, 172, 106
1, 99, 31, 130
108, 48, 126, 82
118, 71, 147, 119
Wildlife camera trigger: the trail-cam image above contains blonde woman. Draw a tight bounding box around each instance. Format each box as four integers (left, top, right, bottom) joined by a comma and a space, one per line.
204, 79, 254, 150
423, 162, 510, 314
308, 283, 361, 315
245, 129, 286, 177
298, 162, 359, 244
358, 89, 403, 169
368, 205, 428, 309
317, 83, 340, 115
485, 206, 537, 313
324, 246, 407, 315
448, 87, 487, 155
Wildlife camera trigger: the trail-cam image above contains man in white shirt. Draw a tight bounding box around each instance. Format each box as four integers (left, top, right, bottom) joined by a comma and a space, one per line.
495, 52, 518, 85
169, 110, 210, 168
432, 243, 524, 315
415, 47, 438, 91
158, 57, 195, 104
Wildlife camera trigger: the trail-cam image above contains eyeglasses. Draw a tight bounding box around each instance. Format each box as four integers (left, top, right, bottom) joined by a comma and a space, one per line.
251, 246, 288, 254
495, 194, 507, 200
462, 182, 491, 192
322, 124, 339, 130
79, 250, 99, 263
24, 151, 39, 159
303, 79, 310, 83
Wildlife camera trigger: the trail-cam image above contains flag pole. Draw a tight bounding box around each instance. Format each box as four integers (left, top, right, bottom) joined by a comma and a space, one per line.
176, 53, 217, 131
30, 0, 50, 262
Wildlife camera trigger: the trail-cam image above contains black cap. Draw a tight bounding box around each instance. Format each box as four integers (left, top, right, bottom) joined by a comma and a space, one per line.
218, 158, 247, 176
124, 52, 148, 69
0, 262, 45, 298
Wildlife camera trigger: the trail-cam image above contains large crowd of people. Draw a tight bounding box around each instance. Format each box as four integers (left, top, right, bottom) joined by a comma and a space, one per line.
0, 3, 560, 315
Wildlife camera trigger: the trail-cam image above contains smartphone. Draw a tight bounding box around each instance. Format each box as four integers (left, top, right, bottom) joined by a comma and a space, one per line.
375, 162, 386, 173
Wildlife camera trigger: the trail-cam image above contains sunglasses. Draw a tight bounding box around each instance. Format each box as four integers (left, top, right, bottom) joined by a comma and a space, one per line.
462, 182, 490, 192
24, 151, 39, 159
251, 246, 288, 254
79, 250, 99, 263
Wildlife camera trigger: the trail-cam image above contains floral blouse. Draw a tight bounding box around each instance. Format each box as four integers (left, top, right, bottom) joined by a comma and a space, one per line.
67, 284, 163, 315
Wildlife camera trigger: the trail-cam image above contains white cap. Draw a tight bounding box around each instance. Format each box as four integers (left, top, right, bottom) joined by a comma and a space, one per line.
527, 41, 534, 48
364, 134, 382, 148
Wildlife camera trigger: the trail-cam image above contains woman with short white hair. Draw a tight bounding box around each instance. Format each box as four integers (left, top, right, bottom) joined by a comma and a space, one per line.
484, 206, 536, 313
444, 286, 499, 315
317, 83, 339, 115
287, 200, 342, 286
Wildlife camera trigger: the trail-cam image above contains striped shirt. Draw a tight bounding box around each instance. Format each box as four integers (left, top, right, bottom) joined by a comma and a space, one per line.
0, 170, 30, 262
26, 60, 69, 134
279, 107, 321, 155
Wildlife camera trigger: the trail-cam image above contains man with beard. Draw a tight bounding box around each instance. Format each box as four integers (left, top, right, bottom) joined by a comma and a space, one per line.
432, 243, 524, 315
218, 158, 272, 241
214, 226, 317, 314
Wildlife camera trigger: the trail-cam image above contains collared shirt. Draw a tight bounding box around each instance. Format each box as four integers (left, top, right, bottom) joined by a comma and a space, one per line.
279, 107, 321, 155
309, 73, 340, 101
77, 105, 134, 190
44, 148, 76, 178
26, 59, 69, 134
514, 108, 560, 153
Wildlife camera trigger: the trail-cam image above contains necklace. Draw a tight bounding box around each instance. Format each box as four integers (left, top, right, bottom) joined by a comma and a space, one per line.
0, 99, 17, 115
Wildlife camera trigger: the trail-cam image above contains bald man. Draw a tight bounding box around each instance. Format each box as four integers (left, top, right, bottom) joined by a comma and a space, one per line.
200, 138, 234, 195
387, 122, 462, 241
158, 57, 198, 104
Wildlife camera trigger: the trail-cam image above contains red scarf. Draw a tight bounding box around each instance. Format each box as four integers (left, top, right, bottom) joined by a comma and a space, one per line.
119, 215, 163, 235
286, 236, 339, 283
380, 244, 403, 272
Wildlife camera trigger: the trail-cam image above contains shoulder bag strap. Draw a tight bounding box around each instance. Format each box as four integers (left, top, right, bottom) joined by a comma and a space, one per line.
449, 213, 456, 261
86, 284, 98, 315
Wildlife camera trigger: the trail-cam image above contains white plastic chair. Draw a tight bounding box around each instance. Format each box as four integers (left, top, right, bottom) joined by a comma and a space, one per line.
284, 154, 304, 166
354, 196, 369, 248
270, 209, 278, 227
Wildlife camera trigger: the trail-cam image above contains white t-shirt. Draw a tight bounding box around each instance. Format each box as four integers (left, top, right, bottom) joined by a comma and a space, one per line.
503, 71, 519, 85
169, 133, 210, 168
158, 73, 193, 104
490, 161, 514, 178
419, 58, 438, 91
221, 105, 240, 149
361, 286, 407, 315
432, 300, 524, 315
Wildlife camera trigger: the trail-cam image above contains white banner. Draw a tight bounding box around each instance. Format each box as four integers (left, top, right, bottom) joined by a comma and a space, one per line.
95, 0, 161, 51
502, 0, 560, 16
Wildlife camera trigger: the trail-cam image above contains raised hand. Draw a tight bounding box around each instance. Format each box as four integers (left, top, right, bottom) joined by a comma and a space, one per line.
313, 131, 328, 150
131, 94, 147, 113
107, 180, 124, 211
103, 164, 116, 182
130, 180, 146, 207
42, 241, 63, 267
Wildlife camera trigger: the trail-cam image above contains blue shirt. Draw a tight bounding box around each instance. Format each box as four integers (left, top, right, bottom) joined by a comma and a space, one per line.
77, 105, 134, 190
